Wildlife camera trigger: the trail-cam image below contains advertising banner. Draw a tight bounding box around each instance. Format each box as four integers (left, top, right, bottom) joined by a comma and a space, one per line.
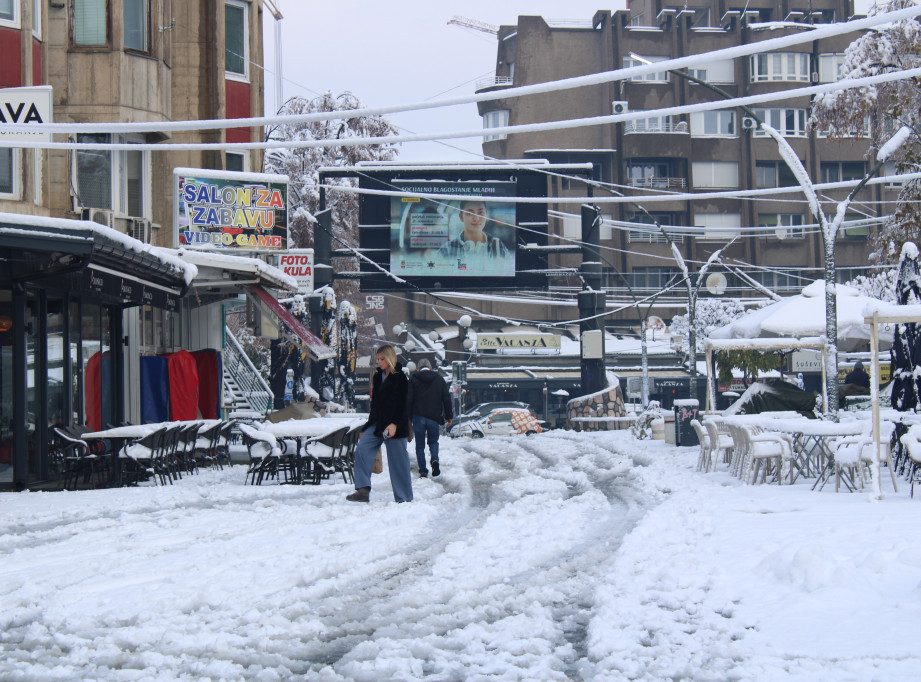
390, 181, 516, 278
276, 249, 314, 293
174, 168, 288, 251
0, 86, 53, 142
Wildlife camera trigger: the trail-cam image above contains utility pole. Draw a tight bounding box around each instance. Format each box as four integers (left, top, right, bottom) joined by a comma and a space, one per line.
578, 204, 607, 396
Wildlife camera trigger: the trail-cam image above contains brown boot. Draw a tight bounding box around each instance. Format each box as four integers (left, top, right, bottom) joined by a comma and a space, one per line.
346, 487, 370, 503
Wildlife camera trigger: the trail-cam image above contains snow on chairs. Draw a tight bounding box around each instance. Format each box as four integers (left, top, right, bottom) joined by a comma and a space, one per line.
899, 424, 921, 498
691, 419, 713, 472
702, 419, 734, 471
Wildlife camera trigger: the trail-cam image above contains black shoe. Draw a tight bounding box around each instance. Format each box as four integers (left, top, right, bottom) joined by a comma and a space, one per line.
346, 487, 370, 503
419, 470, 428, 478
432, 461, 440, 477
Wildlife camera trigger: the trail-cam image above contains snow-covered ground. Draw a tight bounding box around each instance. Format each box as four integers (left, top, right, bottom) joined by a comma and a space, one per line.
1, 430, 919, 681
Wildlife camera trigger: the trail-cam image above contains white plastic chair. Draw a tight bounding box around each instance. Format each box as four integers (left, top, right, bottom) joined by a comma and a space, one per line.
702, 420, 733, 470
691, 419, 712, 472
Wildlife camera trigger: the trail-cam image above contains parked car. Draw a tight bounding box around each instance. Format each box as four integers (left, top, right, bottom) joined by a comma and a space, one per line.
450, 407, 543, 438
451, 402, 535, 429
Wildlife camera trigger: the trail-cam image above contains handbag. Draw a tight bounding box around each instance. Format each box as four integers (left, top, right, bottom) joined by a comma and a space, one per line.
372, 448, 383, 474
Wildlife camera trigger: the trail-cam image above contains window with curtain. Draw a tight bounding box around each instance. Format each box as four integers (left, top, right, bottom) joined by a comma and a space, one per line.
694, 212, 741, 240
123, 0, 147, 51
482, 109, 509, 141
73, 0, 108, 46
692, 161, 739, 188
690, 110, 735, 136
758, 213, 805, 239
225, 0, 247, 77
623, 55, 670, 83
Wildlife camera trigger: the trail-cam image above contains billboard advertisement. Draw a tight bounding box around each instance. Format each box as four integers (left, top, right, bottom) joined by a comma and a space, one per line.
390, 181, 516, 278
174, 168, 288, 251
276, 249, 314, 293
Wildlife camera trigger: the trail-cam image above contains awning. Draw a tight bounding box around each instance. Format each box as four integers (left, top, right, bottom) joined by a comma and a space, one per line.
246, 284, 335, 361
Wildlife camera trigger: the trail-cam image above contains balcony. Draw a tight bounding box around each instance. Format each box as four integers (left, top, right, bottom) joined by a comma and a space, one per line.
628, 177, 687, 189
475, 76, 514, 90
624, 120, 689, 134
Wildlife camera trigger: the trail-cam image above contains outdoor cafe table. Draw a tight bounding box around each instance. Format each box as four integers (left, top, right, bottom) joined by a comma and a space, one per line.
261, 417, 365, 484
722, 415, 870, 486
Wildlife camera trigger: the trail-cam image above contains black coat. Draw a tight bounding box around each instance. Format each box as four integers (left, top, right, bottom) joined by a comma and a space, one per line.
407, 369, 453, 424
365, 363, 410, 438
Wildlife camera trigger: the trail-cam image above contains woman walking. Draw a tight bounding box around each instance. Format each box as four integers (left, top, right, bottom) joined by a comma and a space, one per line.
347, 344, 413, 503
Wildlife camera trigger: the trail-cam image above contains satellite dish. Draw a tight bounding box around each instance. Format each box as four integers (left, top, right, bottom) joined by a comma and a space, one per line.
705, 272, 727, 295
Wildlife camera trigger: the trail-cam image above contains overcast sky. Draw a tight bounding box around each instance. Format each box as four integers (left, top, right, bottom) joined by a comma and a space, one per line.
261, 0, 877, 162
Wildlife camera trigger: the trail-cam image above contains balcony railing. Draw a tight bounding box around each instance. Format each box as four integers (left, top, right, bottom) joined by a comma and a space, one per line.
475, 75, 514, 90
628, 177, 687, 189
624, 121, 689, 134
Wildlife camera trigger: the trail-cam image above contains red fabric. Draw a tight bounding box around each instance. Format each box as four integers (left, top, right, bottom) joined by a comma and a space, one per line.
0, 28, 22, 87
225, 79, 251, 143
191, 350, 221, 419
166, 350, 200, 421
84, 351, 101, 431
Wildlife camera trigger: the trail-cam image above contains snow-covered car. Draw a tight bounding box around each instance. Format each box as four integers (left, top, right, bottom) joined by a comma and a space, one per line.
450, 408, 543, 438
450, 402, 535, 431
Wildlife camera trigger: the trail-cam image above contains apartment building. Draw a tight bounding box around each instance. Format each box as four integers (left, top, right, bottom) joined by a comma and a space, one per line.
473, 0, 898, 321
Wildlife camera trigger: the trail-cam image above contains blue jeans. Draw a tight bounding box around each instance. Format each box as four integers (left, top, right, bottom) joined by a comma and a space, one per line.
353, 426, 413, 503
412, 415, 441, 473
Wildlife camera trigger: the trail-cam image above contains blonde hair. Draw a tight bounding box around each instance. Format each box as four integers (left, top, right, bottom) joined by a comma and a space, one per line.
375, 344, 398, 373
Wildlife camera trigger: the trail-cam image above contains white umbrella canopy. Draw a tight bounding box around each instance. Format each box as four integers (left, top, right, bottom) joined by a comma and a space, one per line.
709, 280, 891, 351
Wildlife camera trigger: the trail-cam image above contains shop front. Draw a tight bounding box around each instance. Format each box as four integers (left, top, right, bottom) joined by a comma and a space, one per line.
0, 215, 189, 490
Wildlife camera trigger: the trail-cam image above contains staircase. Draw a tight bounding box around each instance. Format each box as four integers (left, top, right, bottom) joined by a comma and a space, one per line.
223, 326, 274, 417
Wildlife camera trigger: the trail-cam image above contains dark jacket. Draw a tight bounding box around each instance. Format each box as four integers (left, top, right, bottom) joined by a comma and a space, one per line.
365, 363, 410, 438
407, 369, 454, 424
845, 367, 870, 389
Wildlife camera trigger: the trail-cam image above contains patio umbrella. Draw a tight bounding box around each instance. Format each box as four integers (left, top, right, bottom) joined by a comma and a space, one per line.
709, 280, 890, 351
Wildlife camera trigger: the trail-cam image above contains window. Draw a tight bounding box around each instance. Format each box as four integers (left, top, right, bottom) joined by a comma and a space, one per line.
753, 270, 802, 292
691, 8, 710, 27
225, 0, 248, 79
123, 0, 148, 51
694, 212, 741, 240
483, 109, 509, 142
0, 0, 18, 27
821, 162, 866, 184
755, 160, 799, 188
750, 53, 810, 82
690, 109, 735, 136
625, 113, 684, 133
628, 267, 680, 290
818, 53, 846, 82
623, 55, 670, 83
831, 212, 871, 239
0, 148, 20, 198
688, 59, 734, 84
73, 0, 108, 47
32, 0, 41, 38
626, 160, 685, 188
226, 152, 246, 172
692, 161, 739, 188
884, 161, 905, 188
759, 213, 805, 239
752, 108, 807, 137
626, 212, 682, 243
74, 134, 149, 217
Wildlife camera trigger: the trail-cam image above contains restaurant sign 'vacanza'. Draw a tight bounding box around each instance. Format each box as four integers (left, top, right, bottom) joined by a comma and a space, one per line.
478, 333, 561, 352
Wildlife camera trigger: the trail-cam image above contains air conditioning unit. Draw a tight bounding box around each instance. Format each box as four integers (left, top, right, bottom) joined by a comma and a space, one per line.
611, 100, 629, 115
130, 218, 152, 243
741, 116, 758, 130
80, 207, 114, 228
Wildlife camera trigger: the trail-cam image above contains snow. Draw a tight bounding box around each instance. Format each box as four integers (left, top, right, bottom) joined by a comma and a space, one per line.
877, 126, 913, 162
2, 430, 919, 680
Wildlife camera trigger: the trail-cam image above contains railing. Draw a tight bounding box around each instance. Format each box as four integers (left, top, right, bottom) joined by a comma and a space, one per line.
628, 177, 687, 189
475, 75, 514, 90
624, 121, 689, 134
224, 326, 273, 415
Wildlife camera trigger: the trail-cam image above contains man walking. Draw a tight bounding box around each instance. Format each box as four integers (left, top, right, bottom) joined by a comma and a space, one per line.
407, 359, 453, 477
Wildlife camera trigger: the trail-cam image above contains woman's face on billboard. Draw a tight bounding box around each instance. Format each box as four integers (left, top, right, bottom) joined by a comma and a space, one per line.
460, 202, 488, 239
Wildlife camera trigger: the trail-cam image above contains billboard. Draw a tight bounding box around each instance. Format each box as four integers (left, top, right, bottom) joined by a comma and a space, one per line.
174, 168, 288, 251
276, 249, 314, 293
390, 181, 516, 278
